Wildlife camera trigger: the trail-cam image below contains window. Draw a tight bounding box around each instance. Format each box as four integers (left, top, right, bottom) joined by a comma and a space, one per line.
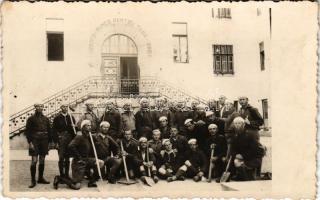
262, 99, 268, 120
213, 45, 234, 75
172, 22, 188, 63
47, 33, 64, 61
216, 8, 231, 19
259, 42, 265, 71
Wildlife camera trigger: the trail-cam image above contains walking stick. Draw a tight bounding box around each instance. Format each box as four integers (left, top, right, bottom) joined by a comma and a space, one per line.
88, 131, 103, 180
118, 141, 136, 185
67, 106, 77, 135
144, 143, 155, 186
207, 144, 216, 182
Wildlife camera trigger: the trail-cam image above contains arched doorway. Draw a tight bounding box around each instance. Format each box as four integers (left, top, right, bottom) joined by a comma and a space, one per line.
101, 34, 139, 95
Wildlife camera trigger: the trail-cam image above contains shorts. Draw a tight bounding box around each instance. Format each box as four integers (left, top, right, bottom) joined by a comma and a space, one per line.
29, 137, 49, 156
58, 132, 74, 159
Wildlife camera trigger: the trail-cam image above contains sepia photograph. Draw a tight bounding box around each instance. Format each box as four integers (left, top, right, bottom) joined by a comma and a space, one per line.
1, 1, 317, 198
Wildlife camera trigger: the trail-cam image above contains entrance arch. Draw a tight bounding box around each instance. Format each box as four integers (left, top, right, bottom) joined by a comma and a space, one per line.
101, 34, 139, 94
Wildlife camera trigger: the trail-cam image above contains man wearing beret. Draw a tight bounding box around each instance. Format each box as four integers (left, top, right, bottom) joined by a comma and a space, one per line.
134, 137, 159, 184
52, 103, 77, 180
54, 120, 104, 189
26, 103, 54, 188
229, 117, 265, 181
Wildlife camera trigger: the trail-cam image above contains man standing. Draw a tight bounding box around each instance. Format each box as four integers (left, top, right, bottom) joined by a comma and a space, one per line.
52, 103, 76, 180
135, 98, 157, 139
77, 100, 99, 133
100, 101, 121, 139
120, 102, 136, 138
184, 119, 208, 152
229, 117, 265, 181
26, 103, 53, 188
171, 100, 189, 133
238, 96, 264, 130
93, 121, 122, 183
205, 124, 227, 180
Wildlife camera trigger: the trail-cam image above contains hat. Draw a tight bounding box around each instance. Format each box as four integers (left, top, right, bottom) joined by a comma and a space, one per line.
162, 139, 170, 146
60, 100, 69, 108
100, 121, 110, 128
34, 103, 44, 107
85, 99, 95, 106
139, 137, 148, 143
139, 98, 149, 104
188, 138, 197, 145
152, 129, 161, 134
233, 117, 245, 124
184, 119, 193, 125
159, 116, 168, 122
80, 120, 91, 129
208, 124, 218, 129
205, 111, 214, 117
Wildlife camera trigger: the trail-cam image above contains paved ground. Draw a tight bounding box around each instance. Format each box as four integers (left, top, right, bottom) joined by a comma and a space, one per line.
9, 137, 271, 194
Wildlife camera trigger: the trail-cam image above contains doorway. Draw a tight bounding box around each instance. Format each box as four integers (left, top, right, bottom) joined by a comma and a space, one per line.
120, 57, 139, 94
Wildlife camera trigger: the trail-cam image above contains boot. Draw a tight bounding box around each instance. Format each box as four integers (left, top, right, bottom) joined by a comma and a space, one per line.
167, 176, 177, 182
193, 175, 201, 182
28, 165, 37, 188
175, 169, 185, 181
53, 176, 60, 190
64, 161, 70, 179
152, 171, 159, 183
38, 164, 50, 184
58, 161, 64, 177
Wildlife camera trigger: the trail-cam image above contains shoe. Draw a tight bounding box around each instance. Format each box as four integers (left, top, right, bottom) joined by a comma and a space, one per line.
140, 176, 147, 184
193, 175, 201, 182
167, 176, 176, 182
153, 176, 159, 183
28, 180, 36, 188
38, 177, 50, 184
108, 175, 117, 184
53, 176, 60, 190
88, 181, 97, 187
177, 175, 185, 181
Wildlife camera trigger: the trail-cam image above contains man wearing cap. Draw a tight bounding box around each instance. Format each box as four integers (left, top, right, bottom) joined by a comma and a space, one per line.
100, 101, 121, 140
120, 102, 136, 138
168, 139, 208, 182
119, 130, 139, 179
52, 103, 77, 180
169, 126, 189, 155
158, 116, 171, 139
205, 124, 227, 180
134, 137, 159, 184
184, 119, 208, 152
158, 139, 183, 181
92, 121, 122, 184
55, 120, 104, 189
26, 103, 54, 188
135, 98, 157, 139
77, 101, 99, 133
238, 96, 264, 130
229, 117, 265, 181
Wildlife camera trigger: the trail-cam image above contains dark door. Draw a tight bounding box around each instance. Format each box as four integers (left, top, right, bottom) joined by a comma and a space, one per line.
120, 57, 139, 95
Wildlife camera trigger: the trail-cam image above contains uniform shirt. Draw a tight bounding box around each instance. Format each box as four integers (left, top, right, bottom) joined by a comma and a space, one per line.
159, 126, 171, 139
170, 134, 189, 154
239, 104, 264, 130
25, 112, 52, 143
134, 148, 156, 166
135, 109, 157, 132
120, 139, 139, 159
185, 149, 208, 173
205, 134, 227, 159
148, 139, 162, 155
52, 112, 76, 140
159, 150, 182, 170
68, 134, 93, 161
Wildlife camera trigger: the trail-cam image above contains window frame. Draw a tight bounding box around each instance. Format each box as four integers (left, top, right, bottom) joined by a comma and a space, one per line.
172, 22, 189, 63
213, 44, 234, 75
259, 42, 265, 71
46, 31, 64, 61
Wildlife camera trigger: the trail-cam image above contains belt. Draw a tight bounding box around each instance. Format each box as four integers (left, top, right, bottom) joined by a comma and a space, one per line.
34, 131, 48, 134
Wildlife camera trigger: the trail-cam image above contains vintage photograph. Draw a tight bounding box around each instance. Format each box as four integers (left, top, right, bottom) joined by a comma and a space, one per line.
1, 1, 317, 198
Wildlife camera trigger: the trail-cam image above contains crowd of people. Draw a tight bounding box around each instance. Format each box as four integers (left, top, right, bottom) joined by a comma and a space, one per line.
25, 95, 266, 190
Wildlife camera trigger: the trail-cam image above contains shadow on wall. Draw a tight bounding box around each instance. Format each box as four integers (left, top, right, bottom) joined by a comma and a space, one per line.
10, 134, 28, 150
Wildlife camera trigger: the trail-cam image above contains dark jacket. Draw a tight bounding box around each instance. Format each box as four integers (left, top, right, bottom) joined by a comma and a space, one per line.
25, 113, 53, 143
185, 148, 208, 173
188, 110, 206, 122
120, 139, 139, 160
100, 110, 121, 132
77, 111, 99, 132
52, 112, 76, 141
159, 150, 183, 171
170, 135, 189, 154
135, 109, 157, 137
154, 109, 174, 127
239, 104, 264, 130
205, 134, 227, 159
134, 148, 157, 166
184, 123, 208, 151
159, 126, 171, 139
172, 110, 189, 132
68, 134, 93, 161
230, 128, 265, 168
93, 133, 120, 159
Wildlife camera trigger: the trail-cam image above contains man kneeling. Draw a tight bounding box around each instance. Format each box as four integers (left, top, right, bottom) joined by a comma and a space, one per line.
168, 139, 208, 182
53, 120, 104, 190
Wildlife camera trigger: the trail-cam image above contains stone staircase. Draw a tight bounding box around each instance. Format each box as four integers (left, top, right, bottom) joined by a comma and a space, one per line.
9, 76, 207, 142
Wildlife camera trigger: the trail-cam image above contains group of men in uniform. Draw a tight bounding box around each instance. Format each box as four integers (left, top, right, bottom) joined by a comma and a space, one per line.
25, 95, 266, 190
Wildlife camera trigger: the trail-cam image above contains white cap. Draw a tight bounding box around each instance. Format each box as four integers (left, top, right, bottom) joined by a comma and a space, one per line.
208, 124, 218, 129
139, 137, 148, 143
184, 119, 193, 125
205, 111, 214, 117
233, 116, 245, 124
100, 121, 110, 128
162, 139, 171, 146
188, 138, 197, 145
159, 116, 168, 122
81, 120, 91, 129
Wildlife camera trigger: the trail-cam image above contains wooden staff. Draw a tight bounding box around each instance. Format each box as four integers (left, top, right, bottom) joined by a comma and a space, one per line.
88, 131, 103, 180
